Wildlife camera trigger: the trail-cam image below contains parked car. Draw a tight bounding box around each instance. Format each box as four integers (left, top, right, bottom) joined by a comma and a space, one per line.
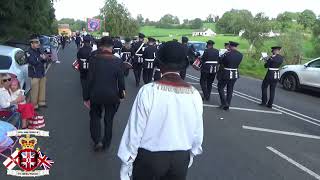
186, 41, 206, 64
0, 45, 31, 93
280, 57, 320, 91
187, 41, 206, 56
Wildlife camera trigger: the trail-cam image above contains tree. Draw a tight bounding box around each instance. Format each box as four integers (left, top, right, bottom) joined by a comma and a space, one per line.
276, 11, 299, 31
159, 14, 179, 25
242, 13, 271, 56
297, 9, 316, 29
145, 18, 150, 25
0, 0, 57, 41
216, 9, 253, 34
190, 18, 203, 29
278, 30, 304, 64
100, 0, 139, 37
206, 14, 214, 23
137, 14, 144, 25
312, 18, 320, 56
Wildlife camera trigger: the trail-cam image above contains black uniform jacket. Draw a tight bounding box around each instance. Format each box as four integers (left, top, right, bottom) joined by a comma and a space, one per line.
85, 49, 125, 104
201, 47, 220, 73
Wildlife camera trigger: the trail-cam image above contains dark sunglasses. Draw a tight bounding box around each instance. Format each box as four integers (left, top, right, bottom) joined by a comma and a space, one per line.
2, 78, 11, 83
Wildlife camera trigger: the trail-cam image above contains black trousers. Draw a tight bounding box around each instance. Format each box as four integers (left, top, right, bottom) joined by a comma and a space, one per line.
143, 68, 154, 84
261, 79, 278, 106
80, 75, 89, 100
89, 103, 119, 146
133, 148, 189, 180
154, 70, 161, 81
217, 79, 237, 107
179, 69, 187, 80
133, 63, 143, 85
200, 72, 216, 100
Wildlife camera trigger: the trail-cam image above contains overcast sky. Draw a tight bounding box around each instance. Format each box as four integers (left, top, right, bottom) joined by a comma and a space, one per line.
54, 0, 320, 21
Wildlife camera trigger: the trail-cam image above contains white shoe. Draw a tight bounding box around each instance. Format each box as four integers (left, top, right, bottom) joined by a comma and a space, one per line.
55, 61, 61, 64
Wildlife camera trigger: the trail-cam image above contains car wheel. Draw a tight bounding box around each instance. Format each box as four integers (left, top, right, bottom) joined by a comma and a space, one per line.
283, 74, 297, 91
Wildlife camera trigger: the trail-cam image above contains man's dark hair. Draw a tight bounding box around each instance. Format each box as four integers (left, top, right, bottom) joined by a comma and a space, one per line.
100, 36, 114, 48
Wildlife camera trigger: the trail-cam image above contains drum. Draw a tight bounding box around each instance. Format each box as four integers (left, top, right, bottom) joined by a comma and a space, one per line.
192, 58, 201, 71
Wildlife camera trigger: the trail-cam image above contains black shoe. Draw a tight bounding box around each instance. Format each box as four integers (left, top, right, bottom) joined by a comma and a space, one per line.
259, 103, 266, 106
266, 104, 273, 108
93, 142, 103, 152
223, 106, 229, 111
219, 105, 225, 109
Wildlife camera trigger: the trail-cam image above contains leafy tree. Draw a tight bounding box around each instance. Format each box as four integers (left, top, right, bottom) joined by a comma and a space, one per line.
312, 18, 320, 56
278, 30, 304, 64
190, 18, 203, 29
137, 14, 144, 25
242, 13, 271, 56
206, 14, 214, 23
0, 0, 56, 41
276, 11, 299, 31
100, 0, 139, 37
216, 9, 253, 34
297, 9, 316, 29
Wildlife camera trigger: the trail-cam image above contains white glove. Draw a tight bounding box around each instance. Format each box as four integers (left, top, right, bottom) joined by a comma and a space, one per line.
188, 153, 194, 168
120, 163, 132, 180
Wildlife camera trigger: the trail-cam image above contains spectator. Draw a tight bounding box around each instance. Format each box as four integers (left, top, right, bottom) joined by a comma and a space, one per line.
0, 73, 23, 128
26, 34, 48, 110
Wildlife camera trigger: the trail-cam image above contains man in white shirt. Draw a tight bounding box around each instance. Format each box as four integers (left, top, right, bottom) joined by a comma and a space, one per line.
118, 41, 204, 180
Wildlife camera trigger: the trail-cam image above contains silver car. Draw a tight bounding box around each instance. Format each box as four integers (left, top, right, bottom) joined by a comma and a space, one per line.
0, 45, 31, 93
280, 57, 320, 91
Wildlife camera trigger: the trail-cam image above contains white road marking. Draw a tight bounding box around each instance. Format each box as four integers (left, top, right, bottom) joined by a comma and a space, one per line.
187, 82, 199, 85
267, 146, 320, 180
186, 74, 320, 127
243, 126, 320, 140
204, 104, 282, 114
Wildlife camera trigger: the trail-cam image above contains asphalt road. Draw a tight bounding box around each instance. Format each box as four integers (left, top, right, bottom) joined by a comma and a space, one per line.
1, 43, 319, 180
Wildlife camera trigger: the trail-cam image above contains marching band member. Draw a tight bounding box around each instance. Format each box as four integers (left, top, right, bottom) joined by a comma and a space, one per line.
132, 33, 146, 87
77, 36, 92, 101
180, 36, 191, 80
118, 41, 203, 180
217, 41, 243, 110
85, 37, 125, 151
142, 37, 157, 84
260, 46, 284, 108
200, 40, 220, 101
121, 38, 134, 77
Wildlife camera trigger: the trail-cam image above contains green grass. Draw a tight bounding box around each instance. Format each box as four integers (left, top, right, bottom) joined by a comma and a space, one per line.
140, 26, 193, 37
239, 56, 267, 79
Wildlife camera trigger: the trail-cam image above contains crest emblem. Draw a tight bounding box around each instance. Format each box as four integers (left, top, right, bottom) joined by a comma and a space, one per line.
2, 130, 54, 177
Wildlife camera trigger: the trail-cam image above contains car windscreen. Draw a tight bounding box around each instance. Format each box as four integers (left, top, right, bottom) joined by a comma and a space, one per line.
190, 43, 206, 52
0, 55, 12, 70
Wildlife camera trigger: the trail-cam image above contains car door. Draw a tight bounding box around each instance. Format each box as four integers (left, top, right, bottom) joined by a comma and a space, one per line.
301, 59, 320, 88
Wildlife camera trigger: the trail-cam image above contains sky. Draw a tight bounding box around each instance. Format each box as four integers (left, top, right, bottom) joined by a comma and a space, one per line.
54, 0, 320, 21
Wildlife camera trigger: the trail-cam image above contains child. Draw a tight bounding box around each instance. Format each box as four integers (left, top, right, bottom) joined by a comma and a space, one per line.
10, 79, 35, 129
